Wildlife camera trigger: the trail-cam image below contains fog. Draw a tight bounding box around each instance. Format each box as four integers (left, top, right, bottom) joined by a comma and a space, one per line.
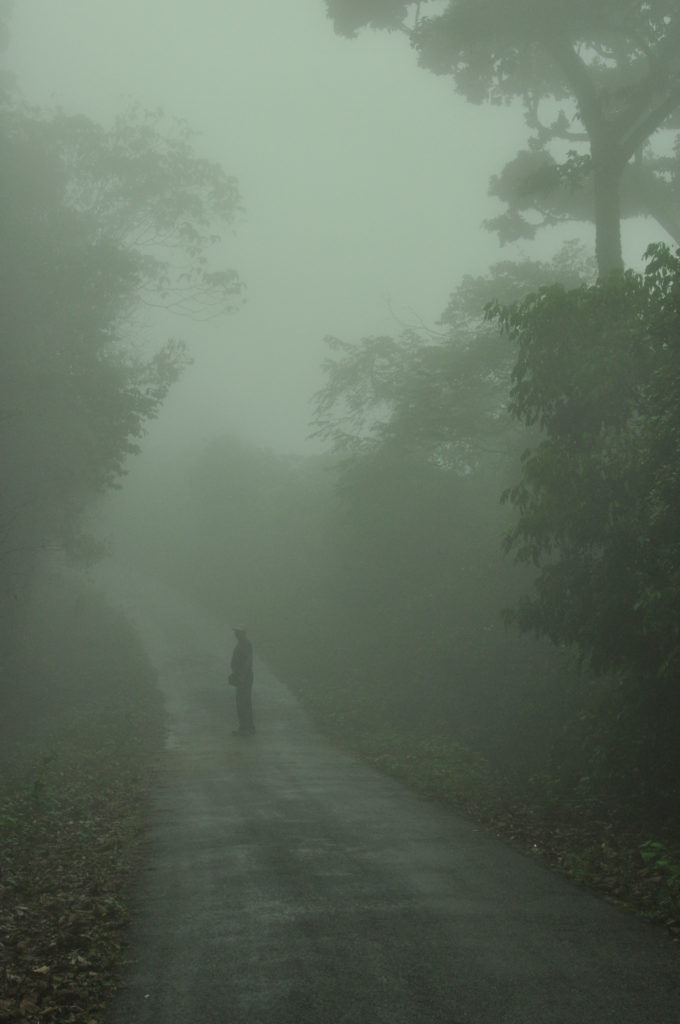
7, 0, 530, 453
3, 7, 680, 1014
5, 0, 678, 766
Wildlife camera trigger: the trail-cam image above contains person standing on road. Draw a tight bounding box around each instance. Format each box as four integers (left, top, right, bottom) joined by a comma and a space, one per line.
229, 625, 255, 736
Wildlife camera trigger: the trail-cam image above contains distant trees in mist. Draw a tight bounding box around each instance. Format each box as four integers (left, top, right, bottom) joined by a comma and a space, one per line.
0, 94, 241, 595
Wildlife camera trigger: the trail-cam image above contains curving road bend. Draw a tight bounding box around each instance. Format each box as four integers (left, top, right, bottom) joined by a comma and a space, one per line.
102, 569, 680, 1024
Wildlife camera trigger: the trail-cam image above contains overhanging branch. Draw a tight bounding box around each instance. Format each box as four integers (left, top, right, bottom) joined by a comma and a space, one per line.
620, 81, 680, 162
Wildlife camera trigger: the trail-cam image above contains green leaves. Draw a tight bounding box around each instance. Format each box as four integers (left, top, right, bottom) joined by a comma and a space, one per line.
494, 245, 680, 692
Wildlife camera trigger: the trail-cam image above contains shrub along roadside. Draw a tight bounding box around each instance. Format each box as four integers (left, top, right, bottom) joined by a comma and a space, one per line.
0, 581, 165, 1024
274, 661, 680, 942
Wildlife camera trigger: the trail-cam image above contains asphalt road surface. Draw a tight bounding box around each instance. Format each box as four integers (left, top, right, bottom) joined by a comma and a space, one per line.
103, 570, 680, 1024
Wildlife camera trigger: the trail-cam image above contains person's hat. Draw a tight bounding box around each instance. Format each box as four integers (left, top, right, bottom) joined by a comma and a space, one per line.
233, 624, 247, 633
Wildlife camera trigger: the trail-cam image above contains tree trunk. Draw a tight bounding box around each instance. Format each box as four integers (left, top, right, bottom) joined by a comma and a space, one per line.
592, 152, 624, 276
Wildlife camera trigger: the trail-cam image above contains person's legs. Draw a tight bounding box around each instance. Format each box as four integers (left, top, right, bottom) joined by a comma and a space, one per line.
243, 682, 255, 734
235, 686, 248, 734
235, 683, 255, 735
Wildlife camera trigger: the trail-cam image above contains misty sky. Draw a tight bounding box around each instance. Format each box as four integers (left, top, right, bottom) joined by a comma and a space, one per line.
7, 1, 535, 453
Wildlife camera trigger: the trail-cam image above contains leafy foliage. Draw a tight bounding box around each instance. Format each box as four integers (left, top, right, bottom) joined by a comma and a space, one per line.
492, 244, 680, 683
325, 1, 680, 271
0, 94, 241, 604
487, 244, 680, 804
312, 244, 594, 469
44, 105, 244, 318
325, 0, 414, 37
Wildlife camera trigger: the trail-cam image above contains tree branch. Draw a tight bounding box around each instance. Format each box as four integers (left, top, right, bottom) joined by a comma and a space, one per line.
612, 18, 680, 156
544, 37, 605, 138
620, 80, 680, 162
524, 102, 589, 143
639, 189, 680, 245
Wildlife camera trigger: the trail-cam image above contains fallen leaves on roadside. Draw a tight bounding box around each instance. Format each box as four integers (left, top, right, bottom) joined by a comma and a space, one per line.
336, 726, 680, 941
0, 690, 164, 1024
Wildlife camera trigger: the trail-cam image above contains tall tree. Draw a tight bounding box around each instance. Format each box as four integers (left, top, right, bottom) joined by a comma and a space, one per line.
325, 0, 680, 274
0, 95, 242, 595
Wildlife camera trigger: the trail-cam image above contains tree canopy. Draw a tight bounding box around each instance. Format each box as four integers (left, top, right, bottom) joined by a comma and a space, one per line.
325, 0, 680, 273
312, 243, 594, 470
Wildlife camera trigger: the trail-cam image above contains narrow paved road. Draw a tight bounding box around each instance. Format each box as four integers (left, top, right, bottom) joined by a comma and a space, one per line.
102, 569, 679, 1024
